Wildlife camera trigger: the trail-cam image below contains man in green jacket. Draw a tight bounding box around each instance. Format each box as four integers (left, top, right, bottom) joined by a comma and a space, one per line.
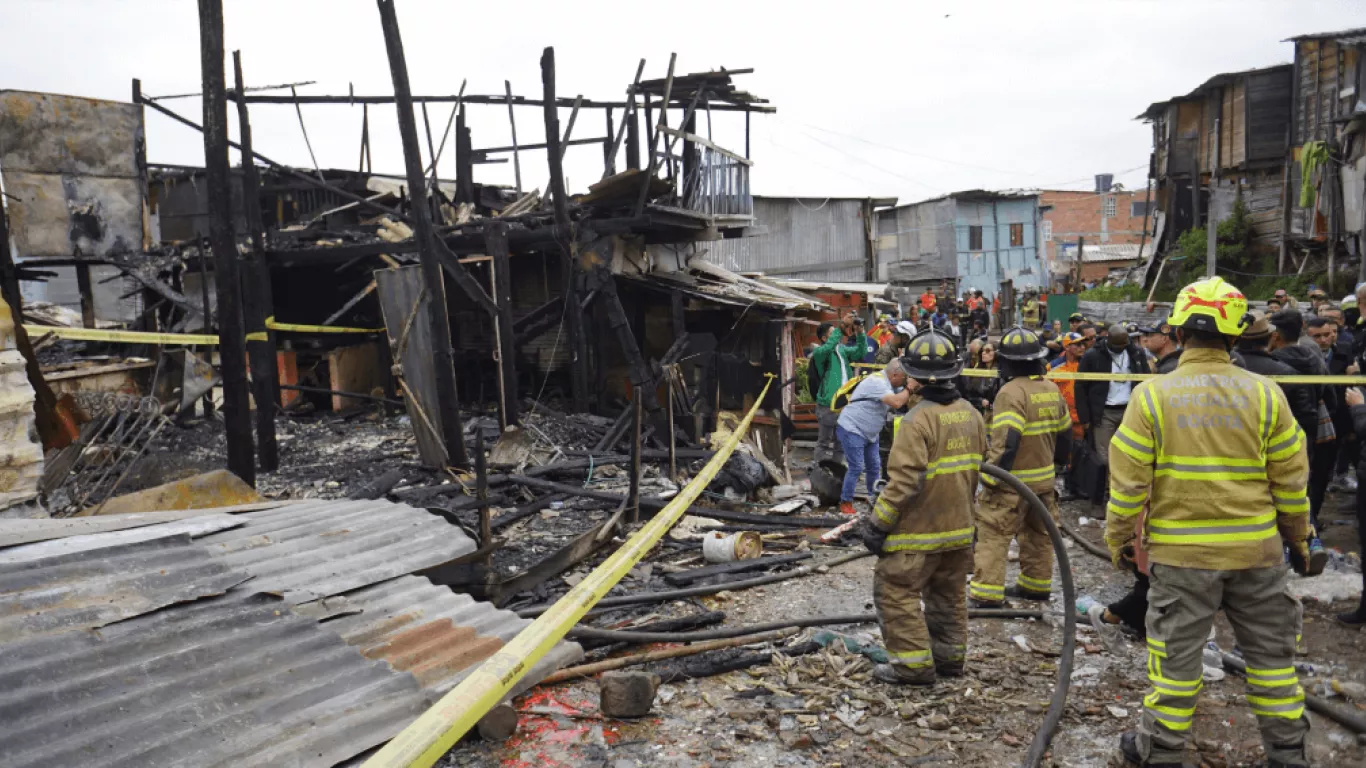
812, 312, 868, 461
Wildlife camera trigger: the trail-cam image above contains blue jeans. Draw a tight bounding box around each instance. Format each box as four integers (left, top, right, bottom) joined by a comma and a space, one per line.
837, 425, 881, 503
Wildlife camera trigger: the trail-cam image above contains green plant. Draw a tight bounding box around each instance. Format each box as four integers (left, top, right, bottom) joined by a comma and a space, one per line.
795, 356, 814, 404
1079, 284, 1147, 302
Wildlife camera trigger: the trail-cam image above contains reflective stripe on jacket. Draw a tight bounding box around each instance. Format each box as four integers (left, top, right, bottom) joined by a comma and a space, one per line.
982, 376, 1072, 493
872, 397, 986, 554
1105, 347, 1310, 570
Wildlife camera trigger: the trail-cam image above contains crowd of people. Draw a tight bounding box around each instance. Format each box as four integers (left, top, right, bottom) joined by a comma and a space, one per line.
804, 278, 1366, 767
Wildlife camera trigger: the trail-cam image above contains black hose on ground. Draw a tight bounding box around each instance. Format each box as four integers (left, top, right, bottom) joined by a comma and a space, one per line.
515, 550, 875, 619
568, 608, 1048, 643
1059, 514, 1111, 561
980, 463, 1077, 768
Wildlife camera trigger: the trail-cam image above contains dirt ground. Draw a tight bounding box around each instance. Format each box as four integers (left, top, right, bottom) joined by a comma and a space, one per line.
105, 414, 1366, 766
445, 491, 1366, 768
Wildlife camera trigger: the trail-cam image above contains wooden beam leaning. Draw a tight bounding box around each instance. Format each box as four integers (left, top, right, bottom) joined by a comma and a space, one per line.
486, 222, 519, 427
376, 0, 468, 467
503, 80, 522, 194
604, 59, 646, 180
198, 0, 254, 485
233, 50, 281, 473
635, 53, 676, 217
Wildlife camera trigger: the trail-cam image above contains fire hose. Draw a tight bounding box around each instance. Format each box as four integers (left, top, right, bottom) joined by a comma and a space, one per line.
979, 463, 1078, 768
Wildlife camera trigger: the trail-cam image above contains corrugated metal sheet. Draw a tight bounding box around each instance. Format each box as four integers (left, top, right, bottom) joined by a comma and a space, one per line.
704, 197, 868, 281
0, 513, 241, 562
0, 534, 248, 643
876, 200, 957, 282
376, 265, 446, 467
199, 499, 476, 604
298, 575, 584, 694
0, 589, 434, 768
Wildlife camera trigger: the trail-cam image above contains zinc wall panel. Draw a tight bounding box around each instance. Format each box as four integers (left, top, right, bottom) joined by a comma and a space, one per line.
704, 197, 867, 281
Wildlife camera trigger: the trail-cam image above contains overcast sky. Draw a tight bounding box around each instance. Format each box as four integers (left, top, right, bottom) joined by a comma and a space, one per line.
5, 1, 1364, 204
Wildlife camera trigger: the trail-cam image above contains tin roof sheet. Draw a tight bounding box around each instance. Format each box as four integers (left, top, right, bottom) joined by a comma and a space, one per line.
0, 589, 434, 768
199, 499, 477, 604
0, 534, 249, 643
298, 575, 583, 694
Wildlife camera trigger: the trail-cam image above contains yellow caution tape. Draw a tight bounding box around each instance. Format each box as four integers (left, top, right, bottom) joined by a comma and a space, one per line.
24, 317, 382, 347
264, 316, 383, 334
362, 375, 777, 768
855, 362, 1366, 385
22, 325, 220, 345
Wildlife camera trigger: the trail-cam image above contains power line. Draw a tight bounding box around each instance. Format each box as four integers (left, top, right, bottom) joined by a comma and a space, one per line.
796, 120, 1041, 178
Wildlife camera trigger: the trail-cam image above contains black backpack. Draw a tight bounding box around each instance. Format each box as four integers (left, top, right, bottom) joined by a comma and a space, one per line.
807, 355, 825, 402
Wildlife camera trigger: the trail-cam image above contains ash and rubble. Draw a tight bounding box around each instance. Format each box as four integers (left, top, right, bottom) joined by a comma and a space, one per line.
98, 407, 1366, 767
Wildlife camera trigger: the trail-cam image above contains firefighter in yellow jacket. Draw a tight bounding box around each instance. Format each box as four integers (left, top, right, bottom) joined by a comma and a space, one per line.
861, 329, 986, 685
970, 326, 1073, 607
1108, 277, 1312, 768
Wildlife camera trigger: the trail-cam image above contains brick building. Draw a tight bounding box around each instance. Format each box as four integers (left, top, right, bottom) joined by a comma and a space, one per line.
1039, 184, 1154, 287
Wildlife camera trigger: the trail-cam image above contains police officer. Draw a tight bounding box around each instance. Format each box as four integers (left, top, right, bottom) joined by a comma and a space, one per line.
861, 329, 986, 686
1108, 277, 1312, 768
970, 326, 1073, 607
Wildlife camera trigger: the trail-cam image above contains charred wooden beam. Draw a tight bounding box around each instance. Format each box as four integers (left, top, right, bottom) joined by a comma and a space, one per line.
376, 0, 467, 467
601, 274, 658, 412
512, 295, 562, 334
138, 96, 409, 224
542, 47, 588, 412
487, 222, 519, 427
234, 50, 281, 473
198, 0, 254, 485
663, 552, 813, 587
236, 91, 774, 113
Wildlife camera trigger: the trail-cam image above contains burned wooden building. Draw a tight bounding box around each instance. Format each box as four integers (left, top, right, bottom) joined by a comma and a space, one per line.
1137, 64, 1294, 255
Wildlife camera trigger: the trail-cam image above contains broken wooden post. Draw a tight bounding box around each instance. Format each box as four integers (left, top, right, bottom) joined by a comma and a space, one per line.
455, 106, 473, 206
475, 424, 492, 568
233, 50, 281, 473
628, 393, 642, 523
635, 53, 676, 217
486, 222, 518, 427
376, 0, 468, 467
600, 273, 658, 411
541, 46, 588, 413
75, 263, 96, 329
667, 371, 677, 481
198, 0, 254, 485
603, 107, 615, 178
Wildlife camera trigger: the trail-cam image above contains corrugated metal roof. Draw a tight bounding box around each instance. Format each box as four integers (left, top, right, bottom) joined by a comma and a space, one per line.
199, 499, 477, 604
0, 514, 242, 563
0, 534, 249, 643
703, 197, 869, 282
298, 575, 584, 694
0, 589, 435, 768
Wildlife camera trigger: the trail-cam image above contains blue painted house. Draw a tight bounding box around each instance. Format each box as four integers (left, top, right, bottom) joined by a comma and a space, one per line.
877, 190, 1044, 299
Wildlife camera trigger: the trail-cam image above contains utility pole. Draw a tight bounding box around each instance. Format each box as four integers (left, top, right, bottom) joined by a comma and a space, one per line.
198, 0, 255, 485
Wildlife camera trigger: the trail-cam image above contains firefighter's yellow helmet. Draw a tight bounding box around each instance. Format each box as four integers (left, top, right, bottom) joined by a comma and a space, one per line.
1167, 276, 1251, 337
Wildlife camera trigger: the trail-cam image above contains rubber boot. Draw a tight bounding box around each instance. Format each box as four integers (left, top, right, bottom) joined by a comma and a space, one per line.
1337, 582, 1366, 628
1115, 732, 1188, 768
970, 598, 1004, 610
1006, 584, 1051, 602
872, 663, 935, 686
935, 661, 964, 678
1265, 740, 1309, 768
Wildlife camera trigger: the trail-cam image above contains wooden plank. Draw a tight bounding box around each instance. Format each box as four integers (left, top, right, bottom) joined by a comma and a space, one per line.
659, 125, 753, 166
327, 341, 384, 411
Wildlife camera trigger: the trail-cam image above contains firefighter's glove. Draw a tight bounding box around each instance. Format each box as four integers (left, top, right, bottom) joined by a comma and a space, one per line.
1288, 539, 1311, 576
859, 519, 888, 556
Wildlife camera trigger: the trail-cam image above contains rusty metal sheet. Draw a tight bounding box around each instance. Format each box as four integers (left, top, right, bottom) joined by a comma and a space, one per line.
297, 575, 583, 695
0, 534, 249, 643
199, 499, 477, 604
0, 590, 435, 768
